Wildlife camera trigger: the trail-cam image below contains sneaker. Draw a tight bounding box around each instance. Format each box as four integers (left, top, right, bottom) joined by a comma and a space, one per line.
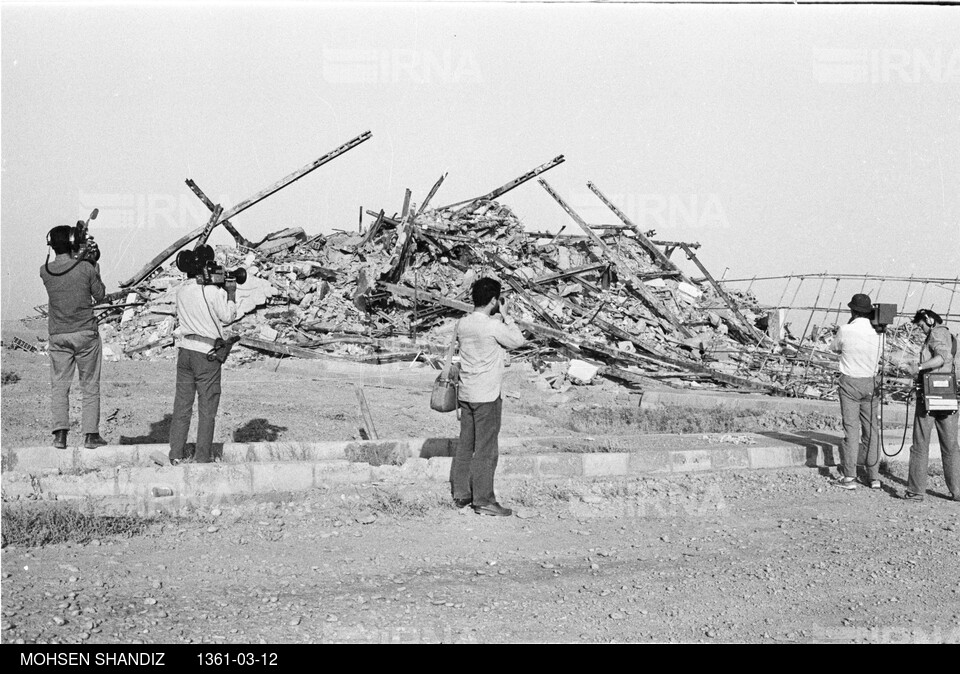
901, 491, 924, 502
834, 477, 857, 490
859, 478, 881, 490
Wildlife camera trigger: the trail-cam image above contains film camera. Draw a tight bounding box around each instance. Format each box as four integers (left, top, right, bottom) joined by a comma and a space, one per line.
870, 303, 897, 333
45, 208, 100, 263
175, 244, 247, 287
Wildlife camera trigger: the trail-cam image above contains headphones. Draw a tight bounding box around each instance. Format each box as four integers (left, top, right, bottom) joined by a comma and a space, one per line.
913, 309, 943, 327
46, 224, 80, 249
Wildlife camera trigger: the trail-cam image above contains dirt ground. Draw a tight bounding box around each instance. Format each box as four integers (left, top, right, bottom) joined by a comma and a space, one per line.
1, 462, 958, 644
4, 327, 956, 644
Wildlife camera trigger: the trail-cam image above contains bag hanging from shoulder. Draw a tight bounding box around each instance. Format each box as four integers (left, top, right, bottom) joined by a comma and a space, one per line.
430, 322, 460, 413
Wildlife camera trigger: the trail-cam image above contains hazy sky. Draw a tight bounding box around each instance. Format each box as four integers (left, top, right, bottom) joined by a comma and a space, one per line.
3, 2, 958, 323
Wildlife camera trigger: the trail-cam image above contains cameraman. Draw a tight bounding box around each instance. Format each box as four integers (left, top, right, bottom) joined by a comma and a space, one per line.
829, 293, 882, 490
40, 225, 108, 449
901, 309, 959, 502
452, 278, 526, 517
168, 254, 237, 465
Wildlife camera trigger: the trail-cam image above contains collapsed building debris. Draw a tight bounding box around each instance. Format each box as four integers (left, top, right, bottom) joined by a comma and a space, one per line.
27, 144, 959, 402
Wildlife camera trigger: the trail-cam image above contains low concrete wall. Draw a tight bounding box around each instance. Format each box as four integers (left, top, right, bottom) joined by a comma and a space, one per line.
2, 429, 934, 476
2, 434, 932, 514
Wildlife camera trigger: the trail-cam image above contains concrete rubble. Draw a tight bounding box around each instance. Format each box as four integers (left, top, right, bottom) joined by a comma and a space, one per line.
24, 149, 928, 401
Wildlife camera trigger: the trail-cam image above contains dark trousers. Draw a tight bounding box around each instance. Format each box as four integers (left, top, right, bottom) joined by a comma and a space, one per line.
48, 330, 102, 434
838, 374, 880, 481
907, 394, 960, 497
452, 397, 503, 506
169, 348, 222, 463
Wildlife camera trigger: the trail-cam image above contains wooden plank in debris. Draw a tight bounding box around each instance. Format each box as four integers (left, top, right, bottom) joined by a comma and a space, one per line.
678, 242, 770, 346
238, 337, 327, 359
185, 178, 254, 248
354, 384, 380, 440
441, 155, 565, 212
587, 181, 693, 284
120, 130, 372, 287
416, 173, 447, 216
537, 178, 692, 338
531, 263, 608, 286
381, 283, 472, 312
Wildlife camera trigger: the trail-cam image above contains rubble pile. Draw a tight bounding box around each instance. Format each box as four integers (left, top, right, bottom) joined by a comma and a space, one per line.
91, 193, 845, 397
25, 135, 927, 400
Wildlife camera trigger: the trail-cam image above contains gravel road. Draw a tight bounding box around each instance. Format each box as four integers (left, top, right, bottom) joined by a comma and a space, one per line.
3, 462, 958, 644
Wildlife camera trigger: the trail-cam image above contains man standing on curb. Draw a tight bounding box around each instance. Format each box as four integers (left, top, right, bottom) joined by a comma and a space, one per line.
452, 277, 526, 516
829, 293, 882, 490
40, 225, 108, 450
902, 309, 960, 502
168, 255, 237, 465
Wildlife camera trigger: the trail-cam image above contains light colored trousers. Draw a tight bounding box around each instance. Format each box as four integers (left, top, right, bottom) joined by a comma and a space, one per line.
48, 330, 102, 434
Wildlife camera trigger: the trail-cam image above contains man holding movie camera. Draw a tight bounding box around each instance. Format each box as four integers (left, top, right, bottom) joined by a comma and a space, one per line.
168, 244, 238, 465
451, 277, 526, 517
829, 293, 883, 490
901, 309, 960, 502
40, 220, 109, 450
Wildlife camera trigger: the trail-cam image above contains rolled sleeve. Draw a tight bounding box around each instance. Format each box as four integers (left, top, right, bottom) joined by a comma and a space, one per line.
929, 327, 953, 362
494, 322, 526, 350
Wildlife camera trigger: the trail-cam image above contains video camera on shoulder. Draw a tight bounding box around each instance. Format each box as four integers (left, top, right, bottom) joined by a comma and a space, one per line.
175, 244, 247, 287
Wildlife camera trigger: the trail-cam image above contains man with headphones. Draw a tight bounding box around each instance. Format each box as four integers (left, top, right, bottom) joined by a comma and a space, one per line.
902, 309, 960, 502
168, 249, 237, 465
39, 225, 108, 449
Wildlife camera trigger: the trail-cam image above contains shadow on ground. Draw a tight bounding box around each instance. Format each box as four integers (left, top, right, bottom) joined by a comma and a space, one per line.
233, 418, 288, 443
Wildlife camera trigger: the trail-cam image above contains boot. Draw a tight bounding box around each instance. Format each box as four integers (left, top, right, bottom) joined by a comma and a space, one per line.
84, 433, 108, 449
52, 430, 68, 449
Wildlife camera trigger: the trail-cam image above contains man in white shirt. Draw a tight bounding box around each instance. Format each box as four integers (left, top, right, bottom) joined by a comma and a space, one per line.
168, 252, 237, 464
829, 293, 882, 490
452, 277, 526, 516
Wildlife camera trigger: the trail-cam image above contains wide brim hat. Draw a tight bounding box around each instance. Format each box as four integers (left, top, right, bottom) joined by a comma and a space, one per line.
847, 293, 873, 314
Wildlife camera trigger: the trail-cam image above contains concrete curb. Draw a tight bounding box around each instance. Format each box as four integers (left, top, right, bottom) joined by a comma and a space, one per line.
639, 389, 911, 424
1, 434, 933, 513
2, 430, 935, 475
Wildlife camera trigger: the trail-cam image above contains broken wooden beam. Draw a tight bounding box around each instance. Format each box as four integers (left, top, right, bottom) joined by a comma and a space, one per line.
121, 130, 373, 287
354, 384, 380, 440
537, 178, 692, 338
381, 283, 472, 312
586, 181, 693, 284
678, 242, 770, 346
238, 337, 327, 359
185, 178, 255, 249
440, 155, 565, 212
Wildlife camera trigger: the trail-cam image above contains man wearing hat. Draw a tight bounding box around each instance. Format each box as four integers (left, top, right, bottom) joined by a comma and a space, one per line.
829, 293, 882, 489
901, 309, 959, 502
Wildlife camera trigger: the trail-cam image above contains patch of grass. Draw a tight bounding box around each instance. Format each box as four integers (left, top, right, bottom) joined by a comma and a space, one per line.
1, 370, 20, 385
368, 488, 439, 518
345, 444, 406, 467
1, 502, 149, 548
516, 400, 844, 435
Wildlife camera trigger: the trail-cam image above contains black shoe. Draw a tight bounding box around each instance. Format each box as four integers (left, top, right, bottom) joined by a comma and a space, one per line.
473, 503, 513, 517
453, 498, 472, 508
83, 433, 108, 449
52, 430, 68, 449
